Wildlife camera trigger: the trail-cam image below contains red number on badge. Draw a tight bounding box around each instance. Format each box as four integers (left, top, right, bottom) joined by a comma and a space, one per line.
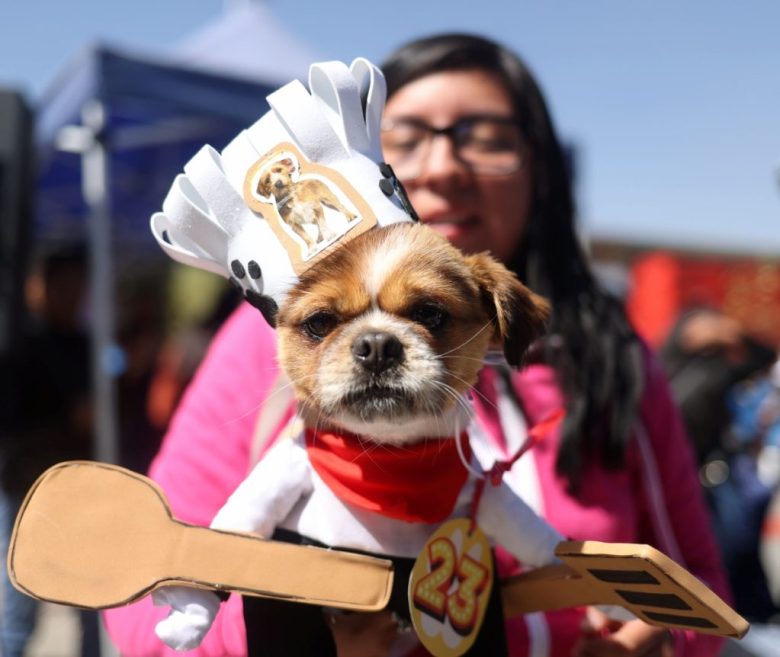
412, 537, 456, 622
412, 537, 489, 634
446, 554, 489, 635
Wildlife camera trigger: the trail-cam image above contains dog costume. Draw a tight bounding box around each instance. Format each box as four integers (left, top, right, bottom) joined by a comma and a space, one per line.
150, 58, 562, 657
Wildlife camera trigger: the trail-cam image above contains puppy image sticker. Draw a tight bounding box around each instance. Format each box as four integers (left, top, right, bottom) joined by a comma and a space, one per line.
244, 143, 377, 272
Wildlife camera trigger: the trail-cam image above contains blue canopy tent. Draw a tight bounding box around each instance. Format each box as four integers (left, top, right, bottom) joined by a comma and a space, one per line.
36, 0, 319, 247
33, 3, 317, 470
37, 46, 277, 246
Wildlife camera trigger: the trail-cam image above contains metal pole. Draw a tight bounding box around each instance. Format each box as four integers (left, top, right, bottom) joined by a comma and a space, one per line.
75, 100, 121, 657
80, 100, 120, 467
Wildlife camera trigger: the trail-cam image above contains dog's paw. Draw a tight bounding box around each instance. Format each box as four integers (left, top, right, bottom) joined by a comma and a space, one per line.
152, 586, 221, 651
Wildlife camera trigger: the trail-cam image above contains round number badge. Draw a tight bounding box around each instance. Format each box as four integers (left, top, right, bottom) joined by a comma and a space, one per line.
408, 519, 493, 657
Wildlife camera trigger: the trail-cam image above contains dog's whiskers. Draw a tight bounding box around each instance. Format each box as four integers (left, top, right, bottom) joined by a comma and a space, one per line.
223, 375, 307, 426
445, 373, 499, 412
435, 317, 496, 359
438, 354, 491, 365
428, 380, 474, 422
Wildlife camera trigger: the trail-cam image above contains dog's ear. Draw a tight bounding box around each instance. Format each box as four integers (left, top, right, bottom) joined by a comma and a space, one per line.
278, 157, 296, 173
464, 253, 550, 368
255, 176, 270, 196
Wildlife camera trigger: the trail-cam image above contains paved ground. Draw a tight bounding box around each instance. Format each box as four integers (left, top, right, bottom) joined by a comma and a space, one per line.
25, 603, 80, 657
24, 604, 118, 657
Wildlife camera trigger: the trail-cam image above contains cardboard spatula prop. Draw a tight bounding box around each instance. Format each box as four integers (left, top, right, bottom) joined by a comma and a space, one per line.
9, 461, 748, 640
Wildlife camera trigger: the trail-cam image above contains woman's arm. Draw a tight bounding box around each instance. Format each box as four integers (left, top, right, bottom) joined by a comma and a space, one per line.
634, 347, 731, 657
572, 347, 730, 657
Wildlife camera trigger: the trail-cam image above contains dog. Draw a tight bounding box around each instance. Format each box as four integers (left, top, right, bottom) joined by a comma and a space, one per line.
255, 157, 358, 252
154, 222, 563, 656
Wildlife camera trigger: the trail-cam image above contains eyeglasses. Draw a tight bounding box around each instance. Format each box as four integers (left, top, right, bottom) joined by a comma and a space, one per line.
380, 115, 525, 180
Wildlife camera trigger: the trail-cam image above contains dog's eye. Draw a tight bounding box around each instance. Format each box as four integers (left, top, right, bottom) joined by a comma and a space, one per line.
409, 303, 448, 332
301, 311, 338, 340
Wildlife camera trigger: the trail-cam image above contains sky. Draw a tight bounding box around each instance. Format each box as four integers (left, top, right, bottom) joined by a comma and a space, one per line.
0, 0, 778, 254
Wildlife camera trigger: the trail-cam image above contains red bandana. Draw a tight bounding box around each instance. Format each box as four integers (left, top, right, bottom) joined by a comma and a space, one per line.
304, 428, 471, 524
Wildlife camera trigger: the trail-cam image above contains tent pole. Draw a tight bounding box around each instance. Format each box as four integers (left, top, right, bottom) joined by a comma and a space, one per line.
79, 100, 121, 657
80, 100, 120, 468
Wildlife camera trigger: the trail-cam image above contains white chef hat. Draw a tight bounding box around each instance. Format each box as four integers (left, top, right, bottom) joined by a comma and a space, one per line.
150, 58, 417, 326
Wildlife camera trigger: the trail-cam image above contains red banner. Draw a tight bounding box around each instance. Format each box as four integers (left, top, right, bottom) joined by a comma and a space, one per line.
627, 252, 780, 348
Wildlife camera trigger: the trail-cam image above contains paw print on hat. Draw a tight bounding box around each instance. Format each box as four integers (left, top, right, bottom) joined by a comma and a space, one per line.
150, 58, 417, 327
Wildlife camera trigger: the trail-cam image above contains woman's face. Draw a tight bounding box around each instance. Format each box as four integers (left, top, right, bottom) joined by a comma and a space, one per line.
382, 69, 532, 263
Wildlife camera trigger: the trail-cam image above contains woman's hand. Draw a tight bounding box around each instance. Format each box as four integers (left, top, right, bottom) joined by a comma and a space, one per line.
572, 607, 673, 657
329, 610, 399, 657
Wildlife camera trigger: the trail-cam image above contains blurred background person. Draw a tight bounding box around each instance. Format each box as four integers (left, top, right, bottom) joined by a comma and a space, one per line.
660, 307, 776, 467
729, 350, 780, 625
145, 275, 241, 436
760, 353, 780, 616
660, 307, 778, 623
0, 243, 92, 657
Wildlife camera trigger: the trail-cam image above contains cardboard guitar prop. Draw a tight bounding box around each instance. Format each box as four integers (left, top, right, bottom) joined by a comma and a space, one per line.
502, 543, 749, 638
8, 461, 392, 612
9, 461, 749, 641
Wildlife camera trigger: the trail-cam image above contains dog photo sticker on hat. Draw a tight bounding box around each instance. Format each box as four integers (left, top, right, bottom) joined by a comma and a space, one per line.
244, 142, 378, 275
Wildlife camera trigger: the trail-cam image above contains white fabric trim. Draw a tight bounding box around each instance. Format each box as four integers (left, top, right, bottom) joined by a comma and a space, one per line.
468, 373, 550, 657
493, 376, 549, 657
248, 373, 295, 470
525, 612, 551, 657
495, 373, 544, 517
634, 420, 685, 564
634, 420, 690, 656
468, 374, 544, 516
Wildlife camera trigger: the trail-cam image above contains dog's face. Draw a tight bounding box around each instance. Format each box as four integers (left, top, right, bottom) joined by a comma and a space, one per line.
276, 223, 549, 444
256, 158, 296, 199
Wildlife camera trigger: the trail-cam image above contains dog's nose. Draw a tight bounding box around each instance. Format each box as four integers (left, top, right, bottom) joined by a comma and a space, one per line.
352, 332, 404, 373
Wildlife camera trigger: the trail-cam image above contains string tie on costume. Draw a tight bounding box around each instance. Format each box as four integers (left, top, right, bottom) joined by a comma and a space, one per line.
461, 406, 565, 533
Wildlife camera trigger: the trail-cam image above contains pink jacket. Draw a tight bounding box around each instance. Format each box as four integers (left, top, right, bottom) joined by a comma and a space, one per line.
104, 303, 729, 657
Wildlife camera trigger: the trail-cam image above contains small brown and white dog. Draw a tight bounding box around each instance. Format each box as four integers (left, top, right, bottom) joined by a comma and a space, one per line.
155, 222, 563, 653
278, 221, 546, 442
255, 157, 358, 250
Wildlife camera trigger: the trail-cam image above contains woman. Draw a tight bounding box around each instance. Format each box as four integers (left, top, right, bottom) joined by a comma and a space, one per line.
104, 34, 728, 657
379, 33, 727, 657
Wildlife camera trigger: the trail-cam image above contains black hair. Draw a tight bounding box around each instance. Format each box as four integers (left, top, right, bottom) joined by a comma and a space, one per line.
382, 33, 644, 487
